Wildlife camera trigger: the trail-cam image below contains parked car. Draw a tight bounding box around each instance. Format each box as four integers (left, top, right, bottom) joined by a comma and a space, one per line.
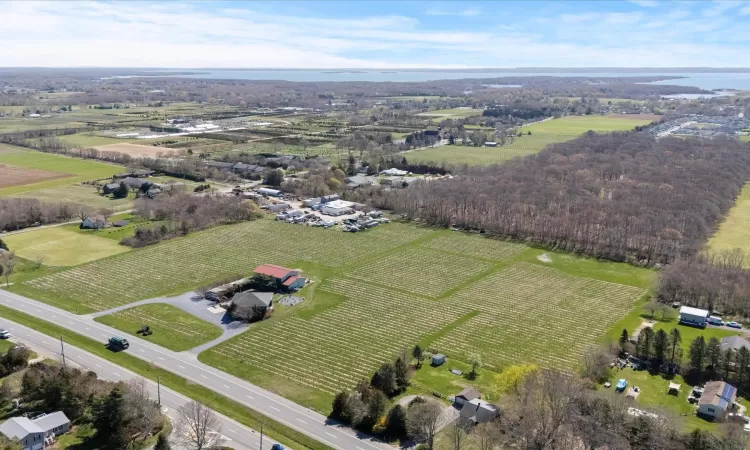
727, 321, 743, 329
0, 329, 10, 339
271, 445, 285, 450
615, 379, 627, 392
708, 316, 724, 326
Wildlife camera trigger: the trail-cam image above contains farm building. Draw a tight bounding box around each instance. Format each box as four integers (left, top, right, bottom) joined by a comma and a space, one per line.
305, 194, 341, 207
321, 200, 355, 216
231, 291, 273, 310
345, 175, 375, 189
679, 306, 709, 328
720, 335, 750, 352
459, 399, 498, 425
697, 381, 738, 420
102, 182, 121, 195
206, 278, 249, 301
380, 168, 409, 176
254, 264, 306, 290
0, 411, 70, 450
431, 353, 446, 366
114, 169, 155, 179
454, 387, 481, 407
80, 215, 108, 230
257, 188, 282, 197
484, 142, 498, 147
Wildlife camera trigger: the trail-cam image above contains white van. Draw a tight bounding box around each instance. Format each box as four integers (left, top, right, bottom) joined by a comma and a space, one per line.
708, 316, 724, 326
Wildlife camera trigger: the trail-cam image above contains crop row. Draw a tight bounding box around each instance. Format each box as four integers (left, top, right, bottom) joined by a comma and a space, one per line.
344, 247, 493, 298
433, 262, 644, 369
206, 277, 466, 393
420, 234, 527, 261
25, 220, 434, 312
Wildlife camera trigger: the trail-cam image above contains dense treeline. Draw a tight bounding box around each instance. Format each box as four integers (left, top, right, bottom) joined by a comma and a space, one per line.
384, 133, 750, 265
122, 193, 261, 247
658, 250, 750, 316
0, 198, 84, 232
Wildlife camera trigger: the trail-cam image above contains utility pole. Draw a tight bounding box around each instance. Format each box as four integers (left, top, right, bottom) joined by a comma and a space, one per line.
60, 336, 66, 368
157, 376, 161, 406
260, 423, 263, 450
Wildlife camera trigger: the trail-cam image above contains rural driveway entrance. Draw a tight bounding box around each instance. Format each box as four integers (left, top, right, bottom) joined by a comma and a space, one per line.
87, 291, 249, 353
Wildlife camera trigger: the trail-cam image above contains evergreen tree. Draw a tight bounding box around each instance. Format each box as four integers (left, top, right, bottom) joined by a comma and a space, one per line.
706, 337, 721, 378
385, 405, 407, 440
722, 349, 733, 381
93, 385, 128, 449
114, 182, 129, 199
653, 329, 669, 366
689, 336, 707, 379
154, 433, 171, 450
669, 328, 682, 365
637, 327, 654, 360
0, 239, 8, 251
619, 329, 629, 350
331, 391, 348, 419
737, 347, 750, 391
371, 363, 398, 396
394, 357, 411, 393
412, 345, 424, 369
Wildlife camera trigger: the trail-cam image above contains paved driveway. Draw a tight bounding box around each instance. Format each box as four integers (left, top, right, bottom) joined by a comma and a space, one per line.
88, 291, 249, 353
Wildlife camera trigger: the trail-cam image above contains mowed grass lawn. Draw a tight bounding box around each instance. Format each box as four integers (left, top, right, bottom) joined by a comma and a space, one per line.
95, 304, 222, 352
2, 227, 131, 266
406, 115, 654, 166
0, 145, 124, 197
708, 182, 750, 265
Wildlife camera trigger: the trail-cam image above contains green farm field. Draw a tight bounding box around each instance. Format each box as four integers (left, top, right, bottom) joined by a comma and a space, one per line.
95, 304, 223, 352
2, 227, 131, 266
417, 107, 483, 118
708, 182, 750, 263
12, 219, 653, 412
0, 145, 124, 197
405, 135, 566, 166
740, 135, 750, 142
405, 115, 655, 166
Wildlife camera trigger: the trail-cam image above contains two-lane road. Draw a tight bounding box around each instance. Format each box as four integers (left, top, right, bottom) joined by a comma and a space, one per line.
0, 315, 278, 450
0, 289, 391, 450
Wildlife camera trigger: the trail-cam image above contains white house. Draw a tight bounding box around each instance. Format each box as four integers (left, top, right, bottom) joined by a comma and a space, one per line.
698, 381, 737, 420
679, 306, 709, 328
257, 188, 282, 197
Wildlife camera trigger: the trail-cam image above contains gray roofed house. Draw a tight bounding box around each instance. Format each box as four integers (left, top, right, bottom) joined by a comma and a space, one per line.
121, 177, 147, 189
232, 163, 258, 173
231, 291, 274, 309
102, 182, 121, 195
454, 387, 481, 407
720, 335, 750, 352
345, 174, 374, 189
0, 411, 70, 450
459, 399, 498, 425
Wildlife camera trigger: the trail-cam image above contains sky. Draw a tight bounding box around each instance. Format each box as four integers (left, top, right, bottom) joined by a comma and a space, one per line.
1, 0, 750, 68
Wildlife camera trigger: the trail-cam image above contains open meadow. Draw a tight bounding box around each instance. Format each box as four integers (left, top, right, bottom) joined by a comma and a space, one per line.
708, 182, 750, 263
95, 303, 223, 352
405, 115, 656, 166
7, 216, 651, 411
416, 107, 484, 118
2, 227, 131, 266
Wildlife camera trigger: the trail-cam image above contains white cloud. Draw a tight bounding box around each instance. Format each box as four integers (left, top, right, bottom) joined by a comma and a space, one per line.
0, 0, 749, 68
426, 6, 480, 17
627, 0, 659, 7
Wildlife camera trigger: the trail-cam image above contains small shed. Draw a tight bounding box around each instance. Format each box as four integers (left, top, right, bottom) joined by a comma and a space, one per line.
431, 354, 446, 367
668, 382, 681, 395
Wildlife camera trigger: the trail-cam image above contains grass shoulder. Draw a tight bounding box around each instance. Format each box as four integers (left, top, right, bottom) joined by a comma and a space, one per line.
0, 304, 330, 450
94, 303, 223, 352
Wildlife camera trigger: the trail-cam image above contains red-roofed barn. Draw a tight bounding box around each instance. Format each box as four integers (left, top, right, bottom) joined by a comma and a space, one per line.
254, 264, 306, 290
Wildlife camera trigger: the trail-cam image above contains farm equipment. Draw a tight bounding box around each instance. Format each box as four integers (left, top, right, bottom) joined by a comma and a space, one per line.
138, 325, 153, 336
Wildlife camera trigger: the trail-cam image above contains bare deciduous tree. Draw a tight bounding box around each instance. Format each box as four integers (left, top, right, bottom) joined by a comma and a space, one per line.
176, 401, 224, 450
123, 379, 161, 443
474, 421, 501, 450
407, 400, 442, 449
446, 418, 470, 450
0, 251, 15, 287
